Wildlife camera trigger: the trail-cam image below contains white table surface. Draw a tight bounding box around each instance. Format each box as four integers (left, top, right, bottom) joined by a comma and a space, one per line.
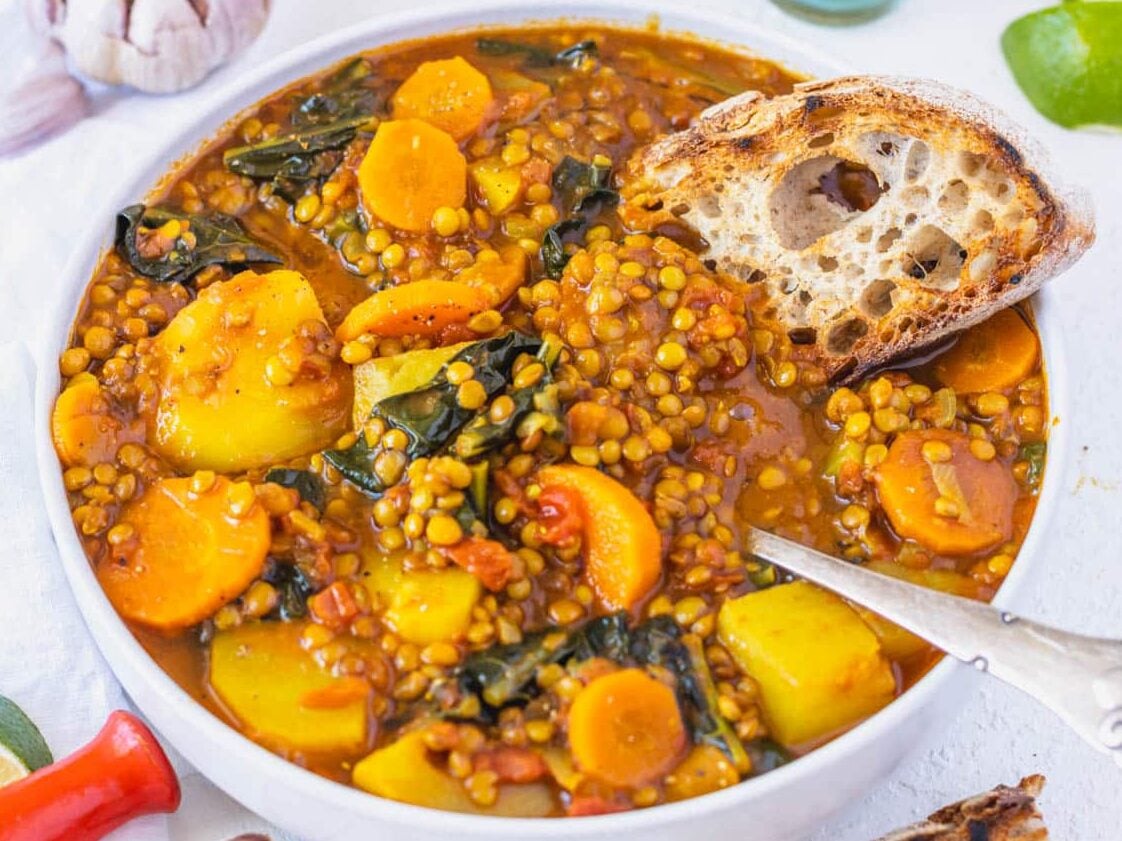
1, 0, 1120, 838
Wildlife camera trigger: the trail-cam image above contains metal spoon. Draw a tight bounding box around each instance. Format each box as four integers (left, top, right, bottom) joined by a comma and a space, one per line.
748, 527, 1122, 766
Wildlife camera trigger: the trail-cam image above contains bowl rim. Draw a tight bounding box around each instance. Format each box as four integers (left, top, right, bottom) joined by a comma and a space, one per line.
32, 0, 1070, 834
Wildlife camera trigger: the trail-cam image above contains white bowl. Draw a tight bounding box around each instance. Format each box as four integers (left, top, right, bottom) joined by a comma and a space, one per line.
33, 3, 1070, 839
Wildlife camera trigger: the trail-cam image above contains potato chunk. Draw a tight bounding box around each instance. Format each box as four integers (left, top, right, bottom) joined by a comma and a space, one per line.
209, 621, 368, 754
361, 551, 480, 645
717, 581, 896, 747
353, 730, 554, 816
150, 269, 351, 473
351, 341, 469, 428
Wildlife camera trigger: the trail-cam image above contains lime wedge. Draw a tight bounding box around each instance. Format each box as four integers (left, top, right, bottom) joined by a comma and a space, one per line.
0, 696, 52, 786
1002, 1, 1122, 128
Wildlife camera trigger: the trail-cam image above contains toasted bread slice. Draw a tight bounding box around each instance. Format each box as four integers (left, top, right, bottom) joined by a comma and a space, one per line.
625, 77, 1094, 383
875, 775, 1048, 841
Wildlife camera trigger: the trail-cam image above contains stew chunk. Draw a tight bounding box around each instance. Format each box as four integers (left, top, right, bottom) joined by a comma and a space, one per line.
148, 269, 351, 473
874, 428, 1016, 555
718, 581, 896, 747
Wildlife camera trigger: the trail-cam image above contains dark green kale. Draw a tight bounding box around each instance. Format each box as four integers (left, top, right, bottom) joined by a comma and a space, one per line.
263, 468, 326, 512
115, 204, 282, 284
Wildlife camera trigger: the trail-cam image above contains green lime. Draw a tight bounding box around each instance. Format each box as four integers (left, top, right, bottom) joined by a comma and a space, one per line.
0, 696, 53, 786
1002, 0, 1122, 128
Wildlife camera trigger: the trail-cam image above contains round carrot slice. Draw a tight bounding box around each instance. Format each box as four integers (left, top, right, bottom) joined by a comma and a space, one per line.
933, 309, 1039, 393
536, 464, 663, 612
52, 373, 124, 467
567, 668, 686, 788
874, 429, 1015, 556
97, 476, 270, 631
358, 119, 466, 232
335, 279, 490, 342
391, 57, 494, 141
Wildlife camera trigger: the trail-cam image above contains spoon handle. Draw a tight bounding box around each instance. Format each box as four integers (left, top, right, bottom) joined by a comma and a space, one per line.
749, 527, 1122, 766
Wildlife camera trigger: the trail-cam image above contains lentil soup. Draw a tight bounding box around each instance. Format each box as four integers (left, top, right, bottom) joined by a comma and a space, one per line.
52, 24, 1048, 817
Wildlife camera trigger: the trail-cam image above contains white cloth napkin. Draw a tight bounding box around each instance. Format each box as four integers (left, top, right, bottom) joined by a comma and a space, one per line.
0, 343, 288, 840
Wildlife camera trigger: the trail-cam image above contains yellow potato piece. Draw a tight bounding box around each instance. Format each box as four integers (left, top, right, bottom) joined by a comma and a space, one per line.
209, 621, 368, 754
855, 608, 931, 662
351, 341, 469, 429
150, 269, 352, 473
717, 581, 896, 748
469, 158, 524, 214
353, 730, 554, 816
361, 551, 480, 645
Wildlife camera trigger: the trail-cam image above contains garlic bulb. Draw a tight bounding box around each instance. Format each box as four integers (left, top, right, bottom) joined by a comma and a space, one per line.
26, 0, 270, 94
0, 16, 88, 155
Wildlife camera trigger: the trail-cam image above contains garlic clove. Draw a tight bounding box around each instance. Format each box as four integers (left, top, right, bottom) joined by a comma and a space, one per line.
0, 31, 88, 156
34, 0, 270, 95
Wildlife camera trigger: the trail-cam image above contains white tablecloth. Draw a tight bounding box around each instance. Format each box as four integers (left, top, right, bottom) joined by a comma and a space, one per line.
1, 0, 1119, 838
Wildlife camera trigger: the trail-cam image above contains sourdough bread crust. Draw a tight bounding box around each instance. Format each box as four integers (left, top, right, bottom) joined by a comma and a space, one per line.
630, 77, 1095, 382
874, 775, 1049, 841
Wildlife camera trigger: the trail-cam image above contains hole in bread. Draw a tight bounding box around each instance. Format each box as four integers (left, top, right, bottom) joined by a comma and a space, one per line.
938, 180, 970, 214
876, 227, 902, 253
769, 156, 884, 250
901, 186, 929, 208
817, 255, 839, 272
988, 179, 1014, 202
670, 202, 690, 217
827, 317, 869, 355
968, 249, 997, 283
856, 226, 873, 244
859, 279, 897, 318
973, 209, 994, 231
788, 327, 817, 344
808, 132, 835, 149
904, 213, 918, 227
903, 225, 966, 291
817, 162, 884, 212
958, 151, 985, 177
904, 141, 930, 182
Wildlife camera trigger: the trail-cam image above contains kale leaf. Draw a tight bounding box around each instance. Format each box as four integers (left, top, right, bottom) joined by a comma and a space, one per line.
453, 612, 747, 770
540, 156, 620, 278
1019, 441, 1046, 489
263, 468, 326, 512
292, 58, 378, 127
115, 204, 281, 284
451, 336, 563, 460
475, 38, 598, 69
323, 332, 542, 495
261, 561, 314, 621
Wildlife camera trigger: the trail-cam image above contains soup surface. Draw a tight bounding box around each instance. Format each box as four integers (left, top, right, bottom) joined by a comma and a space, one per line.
52, 24, 1048, 817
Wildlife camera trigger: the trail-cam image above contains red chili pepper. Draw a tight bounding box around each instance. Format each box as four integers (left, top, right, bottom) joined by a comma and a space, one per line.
0, 710, 180, 841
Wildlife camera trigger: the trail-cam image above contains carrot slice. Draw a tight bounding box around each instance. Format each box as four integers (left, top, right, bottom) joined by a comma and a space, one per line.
567, 668, 686, 787
453, 244, 528, 307
536, 464, 662, 611
933, 309, 1039, 393
391, 57, 494, 141
358, 119, 466, 232
97, 476, 270, 631
335, 279, 490, 342
874, 429, 1015, 556
52, 373, 124, 467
